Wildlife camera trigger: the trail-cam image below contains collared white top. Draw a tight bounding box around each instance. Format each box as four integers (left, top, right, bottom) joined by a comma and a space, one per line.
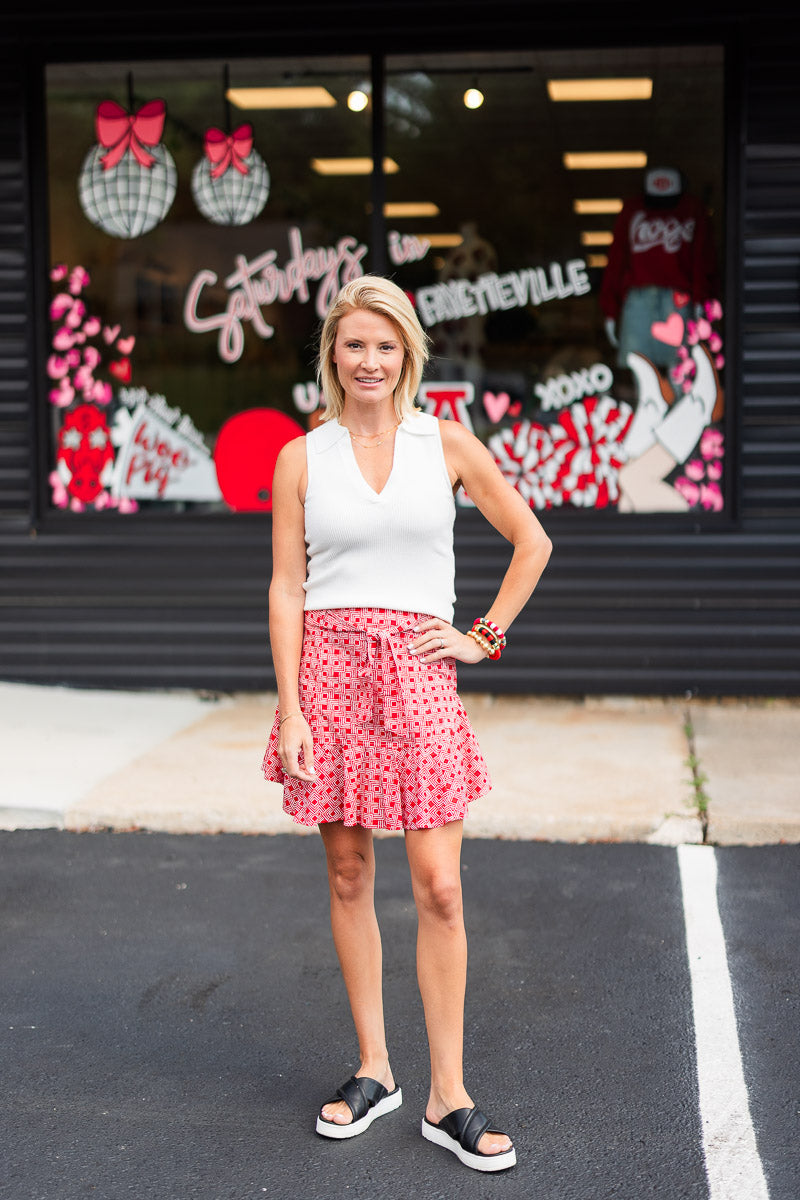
303, 410, 457, 622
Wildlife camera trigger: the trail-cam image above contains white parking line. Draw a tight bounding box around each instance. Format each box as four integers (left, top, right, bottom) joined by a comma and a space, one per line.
678, 844, 770, 1200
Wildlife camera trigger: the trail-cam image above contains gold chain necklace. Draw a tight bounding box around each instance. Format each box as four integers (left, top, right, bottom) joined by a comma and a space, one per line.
345, 420, 401, 449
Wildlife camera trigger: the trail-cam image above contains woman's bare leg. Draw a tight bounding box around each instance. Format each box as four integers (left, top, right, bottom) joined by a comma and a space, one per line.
405, 821, 512, 1156
318, 821, 394, 1123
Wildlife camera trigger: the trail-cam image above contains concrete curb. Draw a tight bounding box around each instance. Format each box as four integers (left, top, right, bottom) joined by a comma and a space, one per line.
1, 683, 798, 844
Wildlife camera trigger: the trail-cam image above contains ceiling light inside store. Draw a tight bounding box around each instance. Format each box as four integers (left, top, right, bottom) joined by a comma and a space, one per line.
227, 86, 337, 109
587, 254, 609, 268
311, 157, 400, 175
573, 198, 623, 214
384, 202, 440, 218
564, 151, 647, 170
580, 231, 614, 246
418, 233, 463, 248
347, 88, 370, 112
548, 78, 653, 102
463, 86, 484, 109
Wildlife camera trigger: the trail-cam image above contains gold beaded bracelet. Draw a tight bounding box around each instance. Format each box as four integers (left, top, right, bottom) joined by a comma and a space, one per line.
466, 628, 494, 656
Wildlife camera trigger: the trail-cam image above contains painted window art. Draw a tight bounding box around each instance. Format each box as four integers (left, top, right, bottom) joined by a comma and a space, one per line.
44, 47, 726, 515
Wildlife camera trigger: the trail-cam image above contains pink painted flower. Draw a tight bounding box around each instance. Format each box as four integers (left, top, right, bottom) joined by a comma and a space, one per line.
69, 497, 85, 512
49, 378, 75, 407
68, 266, 90, 295
706, 459, 723, 481
686, 320, 700, 346
682, 378, 693, 393
700, 428, 724, 458
83, 345, 101, 370
83, 316, 101, 338
90, 381, 112, 405
708, 333, 723, 353
49, 470, 68, 507
705, 299, 723, 321
66, 348, 82, 368
674, 477, 700, 506
700, 482, 723, 512
715, 354, 725, 369
64, 300, 87, 329
696, 318, 712, 341
50, 294, 74, 321
50, 265, 68, 282
52, 326, 75, 351
685, 458, 705, 481
46, 354, 69, 380
117, 496, 139, 514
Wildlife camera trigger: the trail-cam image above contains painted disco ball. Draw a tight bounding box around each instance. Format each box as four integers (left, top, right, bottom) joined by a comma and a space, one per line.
191, 151, 270, 226
78, 144, 177, 239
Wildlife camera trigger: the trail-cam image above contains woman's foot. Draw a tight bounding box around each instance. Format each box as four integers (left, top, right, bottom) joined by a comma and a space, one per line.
425, 1088, 512, 1157
421, 1105, 516, 1172
319, 1061, 396, 1127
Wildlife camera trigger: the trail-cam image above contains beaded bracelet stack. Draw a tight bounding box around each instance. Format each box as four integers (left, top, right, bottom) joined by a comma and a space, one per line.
465, 616, 507, 661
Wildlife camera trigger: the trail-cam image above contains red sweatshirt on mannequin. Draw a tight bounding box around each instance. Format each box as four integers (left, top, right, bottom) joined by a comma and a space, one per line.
599, 193, 718, 322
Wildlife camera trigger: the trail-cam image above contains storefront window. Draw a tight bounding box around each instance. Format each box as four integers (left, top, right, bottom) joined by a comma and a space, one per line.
44, 45, 725, 516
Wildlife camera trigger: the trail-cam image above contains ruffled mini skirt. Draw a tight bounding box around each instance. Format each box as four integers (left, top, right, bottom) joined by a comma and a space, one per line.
262, 607, 491, 831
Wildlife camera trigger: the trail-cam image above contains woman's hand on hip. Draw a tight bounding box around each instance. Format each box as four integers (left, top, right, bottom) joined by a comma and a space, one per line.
409, 618, 488, 665
278, 713, 316, 781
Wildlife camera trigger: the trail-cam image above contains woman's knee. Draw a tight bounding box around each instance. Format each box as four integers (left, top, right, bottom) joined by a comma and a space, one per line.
415, 868, 463, 925
326, 848, 374, 905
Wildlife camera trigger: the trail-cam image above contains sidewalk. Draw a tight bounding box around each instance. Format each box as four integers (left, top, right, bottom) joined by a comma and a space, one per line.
1, 682, 798, 844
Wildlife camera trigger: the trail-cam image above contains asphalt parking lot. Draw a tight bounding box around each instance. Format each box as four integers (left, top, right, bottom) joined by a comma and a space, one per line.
2, 830, 798, 1200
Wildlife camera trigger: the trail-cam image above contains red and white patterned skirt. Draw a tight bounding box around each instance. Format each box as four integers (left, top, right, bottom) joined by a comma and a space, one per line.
262, 607, 491, 831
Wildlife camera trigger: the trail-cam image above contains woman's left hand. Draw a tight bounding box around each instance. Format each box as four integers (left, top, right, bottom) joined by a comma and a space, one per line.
409, 618, 488, 665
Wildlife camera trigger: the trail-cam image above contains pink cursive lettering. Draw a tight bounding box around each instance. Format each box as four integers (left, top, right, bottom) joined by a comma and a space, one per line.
183, 227, 368, 363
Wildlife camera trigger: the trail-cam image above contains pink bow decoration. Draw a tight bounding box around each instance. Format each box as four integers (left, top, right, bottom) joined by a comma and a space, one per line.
203, 124, 253, 178
96, 99, 167, 171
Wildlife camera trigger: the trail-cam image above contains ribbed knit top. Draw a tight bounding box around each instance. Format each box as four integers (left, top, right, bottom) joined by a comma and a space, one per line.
303, 411, 457, 622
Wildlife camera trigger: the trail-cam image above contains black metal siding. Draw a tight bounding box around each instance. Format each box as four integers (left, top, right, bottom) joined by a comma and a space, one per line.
0, 63, 33, 520
0, 4, 798, 697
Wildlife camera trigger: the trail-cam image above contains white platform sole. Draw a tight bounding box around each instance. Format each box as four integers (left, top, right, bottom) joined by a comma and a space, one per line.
316, 1086, 402, 1139
421, 1117, 517, 1172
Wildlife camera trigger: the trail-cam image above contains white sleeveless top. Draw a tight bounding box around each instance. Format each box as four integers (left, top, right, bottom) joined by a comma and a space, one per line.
303, 411, 456, 622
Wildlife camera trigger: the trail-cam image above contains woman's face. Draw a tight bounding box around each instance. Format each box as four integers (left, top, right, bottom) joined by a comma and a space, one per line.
332, 309, 405, 412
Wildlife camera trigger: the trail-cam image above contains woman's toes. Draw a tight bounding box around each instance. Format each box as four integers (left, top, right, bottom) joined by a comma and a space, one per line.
321, 1100, 352, 1125
478, 1131, 513, 1156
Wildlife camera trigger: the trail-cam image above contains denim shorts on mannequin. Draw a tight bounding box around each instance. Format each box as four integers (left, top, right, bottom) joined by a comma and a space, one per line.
618, 285, 691, 370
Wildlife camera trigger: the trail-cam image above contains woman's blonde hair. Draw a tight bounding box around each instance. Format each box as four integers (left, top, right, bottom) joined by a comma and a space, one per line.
318, 275, 430, 422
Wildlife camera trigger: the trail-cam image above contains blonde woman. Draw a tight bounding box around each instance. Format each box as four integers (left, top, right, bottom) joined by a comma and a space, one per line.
263, 276, 551, 1172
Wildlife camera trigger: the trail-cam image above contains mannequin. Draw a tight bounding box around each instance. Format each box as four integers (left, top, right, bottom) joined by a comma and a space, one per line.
600, 167, 718, 368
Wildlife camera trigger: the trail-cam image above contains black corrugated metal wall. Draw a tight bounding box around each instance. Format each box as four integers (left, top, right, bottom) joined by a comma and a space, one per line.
1, 3, 798, 695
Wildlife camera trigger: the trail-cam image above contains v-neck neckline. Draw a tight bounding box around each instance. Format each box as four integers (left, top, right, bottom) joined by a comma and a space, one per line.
339, 418, 402, 499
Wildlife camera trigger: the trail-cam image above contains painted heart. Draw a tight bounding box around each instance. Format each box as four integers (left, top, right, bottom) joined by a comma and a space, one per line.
483, 391, 511, 423
117, 335, 136, 355
673, 291, 690, 308
651, 312, 685, 347
109, 357, 131, 382
103, 324, 121, 344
